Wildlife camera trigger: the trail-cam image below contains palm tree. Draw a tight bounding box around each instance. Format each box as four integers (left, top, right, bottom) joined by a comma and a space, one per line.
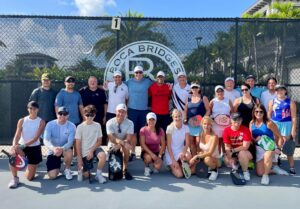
93, 10, 170, 60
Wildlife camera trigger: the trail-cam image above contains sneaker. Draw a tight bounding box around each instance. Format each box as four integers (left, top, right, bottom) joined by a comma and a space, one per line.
64, 168, 73, 180
95, 174, 107, 184
77, 169, 83, 182
8, 176, 19, 189
144, 167, 151, 177
289, 167, 296, 175
149, 164, 159, 174
208, 171, 218, 181
129, 153, 136, 162
152, 168, 159, 174
272, 165, 289, 176
243, 171, 251, 181
261, 174, 269, 185
124, 170, 133, 180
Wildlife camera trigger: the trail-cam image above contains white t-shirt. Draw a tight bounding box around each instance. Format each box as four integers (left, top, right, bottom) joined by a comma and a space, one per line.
107, 82, 128, 114
224, 89, 240, 103
211, 97, 231, 118
260, 90, 276, 112
75, 122, 102, 157
172, 83, 190, 113
19, 116, 42, 147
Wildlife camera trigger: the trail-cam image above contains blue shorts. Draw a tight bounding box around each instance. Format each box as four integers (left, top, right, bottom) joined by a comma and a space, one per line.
272, 120, 292, 137
188, 125, 202, 137
128, 108, 148, 134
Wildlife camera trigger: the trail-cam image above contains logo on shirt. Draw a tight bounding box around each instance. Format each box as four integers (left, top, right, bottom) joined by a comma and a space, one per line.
104, 41, 185, 83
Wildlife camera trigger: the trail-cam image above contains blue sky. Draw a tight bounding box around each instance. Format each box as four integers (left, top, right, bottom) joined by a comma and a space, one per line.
0, 0, 255, 17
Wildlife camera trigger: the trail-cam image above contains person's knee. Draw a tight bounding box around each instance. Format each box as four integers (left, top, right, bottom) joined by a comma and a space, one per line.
97, 152, 106, 161
143, 154, 152, 164
48, 170, 59, 179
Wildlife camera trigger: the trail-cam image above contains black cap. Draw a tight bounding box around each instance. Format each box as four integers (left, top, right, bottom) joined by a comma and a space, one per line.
65, 76, 75, 82
246, 75, 255, 80
57, 106, 69, 114
231, 112, 242, 121
275, 84, 287, 91
27, 101, 39, 109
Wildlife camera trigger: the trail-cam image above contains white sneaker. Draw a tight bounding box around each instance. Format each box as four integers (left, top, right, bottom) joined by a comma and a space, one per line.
144, 167, 151, 177
272, 165, 289, 175
64, 168, 73, 180
77, 169, 83, 182
243, 171, 251, 181
208, 171, 218, 181
261, 174, 270, 185
95, 174, 107, 184
8, 176, 19, 189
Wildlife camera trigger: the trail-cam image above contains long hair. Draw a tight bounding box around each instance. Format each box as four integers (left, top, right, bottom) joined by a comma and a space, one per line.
199, 116, 216, 139
251, 104, 269, 124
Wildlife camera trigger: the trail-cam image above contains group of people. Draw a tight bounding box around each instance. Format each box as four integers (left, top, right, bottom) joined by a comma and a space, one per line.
6, 67, 297, 188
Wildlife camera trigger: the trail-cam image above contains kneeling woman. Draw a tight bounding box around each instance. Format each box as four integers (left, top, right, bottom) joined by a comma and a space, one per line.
140, 112, 166, 177
190, 116, 220, 180
164, 109, 192, 178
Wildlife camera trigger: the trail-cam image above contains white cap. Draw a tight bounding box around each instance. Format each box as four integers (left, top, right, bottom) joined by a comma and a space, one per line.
113, 70, 122, 77
215, 85, 224, 92
116, 103, 127, 111
177, 72, 186, 78
134, 66, 143, 73
190, 83, 200, 89
225, 77, 234, 82
146, 112, 157, 120
156, 71, 165, 77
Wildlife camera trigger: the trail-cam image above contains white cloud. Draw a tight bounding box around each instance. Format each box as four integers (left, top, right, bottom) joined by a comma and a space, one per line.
74, 0, 116, 16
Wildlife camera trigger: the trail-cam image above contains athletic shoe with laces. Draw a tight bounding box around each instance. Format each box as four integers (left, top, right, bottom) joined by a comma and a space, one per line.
8, 176, 19, 189
243, 171, 251, 181
261, 174, 270, 185
208, 171, 218, 181
289, 167, 296, 175
64, 168, 73, 180
95, 174, 107, 184
272, 165, 289, 175
144, 167, 151, 177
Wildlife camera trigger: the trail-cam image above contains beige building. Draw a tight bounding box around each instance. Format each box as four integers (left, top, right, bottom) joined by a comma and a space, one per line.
243, 0, 300, 16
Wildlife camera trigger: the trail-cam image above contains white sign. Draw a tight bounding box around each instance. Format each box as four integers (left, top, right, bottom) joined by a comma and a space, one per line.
104, 41, 186, 83
111, 17, 121, 30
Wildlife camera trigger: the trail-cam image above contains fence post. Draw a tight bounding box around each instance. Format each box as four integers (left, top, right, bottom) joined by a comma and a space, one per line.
234, 18, 239, 83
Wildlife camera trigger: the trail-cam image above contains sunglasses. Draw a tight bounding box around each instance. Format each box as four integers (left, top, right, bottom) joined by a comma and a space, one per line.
85, 113, 95, 117
255, 110, 264, 114
135, 71, 143, 74
118, 124, 121, 133
241, 88, 249, 92
58, 112, 68, 116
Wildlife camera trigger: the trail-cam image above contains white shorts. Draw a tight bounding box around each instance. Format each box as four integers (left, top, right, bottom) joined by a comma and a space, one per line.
256, 145, 277, 163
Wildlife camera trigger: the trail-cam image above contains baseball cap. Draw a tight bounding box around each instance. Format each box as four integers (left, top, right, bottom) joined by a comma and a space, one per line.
215, 85, 224, 92
133, 66, 143, 73
116, 103, 127, 111
58, 106, 69, 114
41, 73, 51, 80
177, 72, 186, 78
113, 70, 122, 77
275, 84, 287, 91
231, 112, 242, 121
146, 112, 157, 120
225, 77, 234, 82
246, 75, 255, 80
190, 83, 200, 89
65, 76, 75, 83
27, 101, 39, 109
156, 71, 165, 77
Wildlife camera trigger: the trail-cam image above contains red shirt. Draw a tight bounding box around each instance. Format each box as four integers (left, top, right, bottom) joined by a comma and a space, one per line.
223, 125, 251, 148
148, 82, 171, 115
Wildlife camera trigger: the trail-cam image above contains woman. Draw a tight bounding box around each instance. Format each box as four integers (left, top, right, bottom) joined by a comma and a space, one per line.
8, 101, 45, 189
233, 83, 259, 127
268, 85, 297, 175
190, 116, 220, 180
250, 104, 285, 185
184, 83, 210, 156
164, 109, 191, 178
140, 112, 166, 177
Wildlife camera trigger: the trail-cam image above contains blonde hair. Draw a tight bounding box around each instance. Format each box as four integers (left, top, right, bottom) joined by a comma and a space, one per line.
171, 109, 182, 119
200, 116, 215, 137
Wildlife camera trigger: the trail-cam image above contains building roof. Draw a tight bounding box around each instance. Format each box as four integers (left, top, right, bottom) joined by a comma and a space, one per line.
243, 0, 271, 15
16, 52, 58, 61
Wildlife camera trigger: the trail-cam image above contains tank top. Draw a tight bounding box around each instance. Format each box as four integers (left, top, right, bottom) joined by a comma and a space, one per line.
211, 97, 231, 118
199, 138, 219, 158
19, 116, 42, 146
271, 97, 291, 122
187, 96, 206, 119
251, 122, 274, 140
237, 97, 256, 127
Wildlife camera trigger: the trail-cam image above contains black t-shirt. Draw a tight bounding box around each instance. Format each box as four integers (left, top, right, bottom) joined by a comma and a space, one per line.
79, 87, 107, 124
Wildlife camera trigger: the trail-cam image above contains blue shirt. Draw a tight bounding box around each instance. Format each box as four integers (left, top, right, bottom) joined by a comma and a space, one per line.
271, 97, 292, 122
251, 122, 274, 140
237, 86, 265, 99
126, 78, 152, 110
55, 89, 83, 124
43, 120, 76, 155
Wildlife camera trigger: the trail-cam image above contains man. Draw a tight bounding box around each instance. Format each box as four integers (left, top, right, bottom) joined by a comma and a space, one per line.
260, 77, 277, 112
29, 73, 57, 123
244, 75, 264, 100
223, 112, 253, 181
148, 71, 172, 132
106, 103, 134, 180
43, 107, 76, 180
55, 76, 84, 126
172, 72, 190, 116
224, 77, 240, 103
126, 66, 152, 161
104, 70, 128, 122
75, 105, 106, 183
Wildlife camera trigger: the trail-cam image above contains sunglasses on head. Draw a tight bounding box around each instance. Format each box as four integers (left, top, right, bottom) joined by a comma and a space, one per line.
58, 112, 68, 116
135, 71, 143, 74
85, 113, 95, 117
241, 88, 249, 92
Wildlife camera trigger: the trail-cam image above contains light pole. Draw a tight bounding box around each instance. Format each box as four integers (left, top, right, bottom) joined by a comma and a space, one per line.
195, 36, 206, 83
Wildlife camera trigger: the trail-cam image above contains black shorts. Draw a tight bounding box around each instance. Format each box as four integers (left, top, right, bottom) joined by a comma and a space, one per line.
22, 145, 42, 165
46, 154, 62, 172
141, 150, 160, 161
82, 147, 104, 172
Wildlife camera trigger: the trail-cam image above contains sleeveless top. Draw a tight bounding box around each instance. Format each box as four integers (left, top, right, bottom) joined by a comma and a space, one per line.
199, 138, 219, 158
251, 122, 274, 140
237, 97, 256, 127
187, 96, 206, 119
211, 97, 231, 118
271, 97, 291, 122
19, 116, 42, 146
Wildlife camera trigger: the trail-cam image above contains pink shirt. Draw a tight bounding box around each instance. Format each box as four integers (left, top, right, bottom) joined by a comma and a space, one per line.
140, 126, 164, 153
